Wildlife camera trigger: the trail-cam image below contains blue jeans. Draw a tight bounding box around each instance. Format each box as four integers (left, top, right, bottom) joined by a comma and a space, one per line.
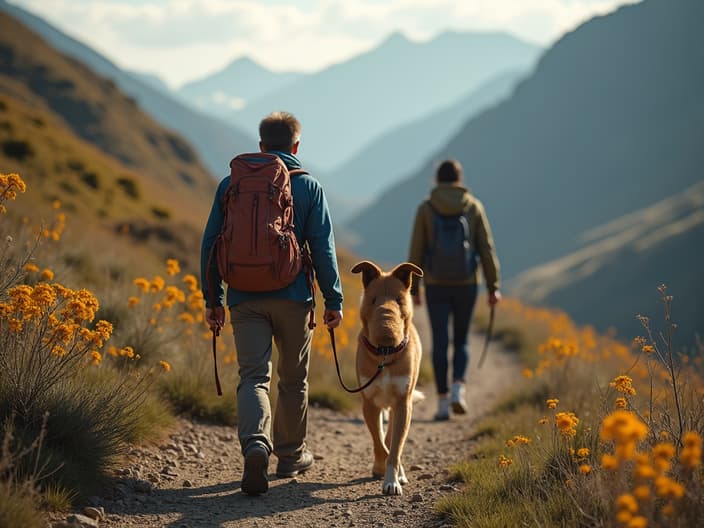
425, 283, 478, 395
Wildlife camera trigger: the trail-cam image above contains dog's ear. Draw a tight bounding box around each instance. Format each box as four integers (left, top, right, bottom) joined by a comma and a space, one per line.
351, 260, 382, 288
390, 262, 423, 289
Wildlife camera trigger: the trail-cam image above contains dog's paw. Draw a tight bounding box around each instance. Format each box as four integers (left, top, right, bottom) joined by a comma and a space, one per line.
383, 479, 403, 495
398, 464, 408, 485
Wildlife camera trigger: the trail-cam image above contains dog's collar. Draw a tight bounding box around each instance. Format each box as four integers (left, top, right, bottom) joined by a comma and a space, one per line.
361, 334, 409, 357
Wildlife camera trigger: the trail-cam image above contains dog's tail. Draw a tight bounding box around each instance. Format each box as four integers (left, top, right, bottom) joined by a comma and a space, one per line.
412, 390, 425, 403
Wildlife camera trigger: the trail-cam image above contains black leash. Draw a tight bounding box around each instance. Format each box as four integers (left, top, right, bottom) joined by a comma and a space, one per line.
477, 305, 495, 370
212, 327, 222, 396
329, 328, 387, 393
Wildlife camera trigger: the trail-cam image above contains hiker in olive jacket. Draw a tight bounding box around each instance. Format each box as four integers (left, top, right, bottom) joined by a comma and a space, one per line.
408, 159, 501, 421
200, 112, 343, 496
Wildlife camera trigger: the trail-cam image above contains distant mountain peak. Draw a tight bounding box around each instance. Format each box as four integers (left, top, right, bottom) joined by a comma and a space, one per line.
380, 31, 411, 47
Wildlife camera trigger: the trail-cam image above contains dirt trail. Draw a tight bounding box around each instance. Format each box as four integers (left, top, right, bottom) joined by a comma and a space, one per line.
95, 309, 521, 528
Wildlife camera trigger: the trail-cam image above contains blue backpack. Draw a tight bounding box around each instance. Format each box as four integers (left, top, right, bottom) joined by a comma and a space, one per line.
423, 204, 477, 281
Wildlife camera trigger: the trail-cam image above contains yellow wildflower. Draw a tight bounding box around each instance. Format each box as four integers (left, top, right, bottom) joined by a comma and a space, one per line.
615, 397, 628, 409
641, 345, 655, 354
182, 274, 199, 292
576, 448, 590, 458
521, 368, 533, 379
128, 296, 140, 307
555, 412, 579, 438
610, 375, 636, 396
578, 464, 591, 475
627, 516, 647, 528
159, 360, 171, 373
616, 493, 638, 514
546, 398, 559, 409
602, 454, 619, 470
498, 455, 512, 467
51, 344, 66, 357
538, 417, 549, 425
633, 485, 650, 501
133, 278, 150, 292
41, 268, 54, 281
150, 276, 165, 292
165, 259, 180, 276
654, 476, 685, 499
91, 350, 102, 366
680, 431, 702, 468
178, 312, 195, 324
616, 510, 632, 524
23, 262, 39, 272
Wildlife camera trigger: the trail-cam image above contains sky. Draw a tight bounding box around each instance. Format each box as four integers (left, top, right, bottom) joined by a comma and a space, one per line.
10, 0, 638, 89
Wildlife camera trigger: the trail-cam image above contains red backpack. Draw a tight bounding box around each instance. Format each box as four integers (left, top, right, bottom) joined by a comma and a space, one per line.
214, 152, 307, 292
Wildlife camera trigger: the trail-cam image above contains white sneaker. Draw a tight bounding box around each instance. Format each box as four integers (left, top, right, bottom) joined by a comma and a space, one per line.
434, 396, 450, 421
451, 382, 468, 415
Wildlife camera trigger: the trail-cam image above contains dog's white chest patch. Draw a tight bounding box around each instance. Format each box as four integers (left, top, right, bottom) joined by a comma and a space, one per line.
363, 372, 411, 408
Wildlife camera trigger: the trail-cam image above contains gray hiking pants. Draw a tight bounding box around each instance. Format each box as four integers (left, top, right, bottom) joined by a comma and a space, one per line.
229, 299, 313, 462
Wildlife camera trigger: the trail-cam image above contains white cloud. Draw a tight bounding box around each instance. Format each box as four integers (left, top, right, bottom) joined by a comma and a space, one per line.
10, 0, 638, 88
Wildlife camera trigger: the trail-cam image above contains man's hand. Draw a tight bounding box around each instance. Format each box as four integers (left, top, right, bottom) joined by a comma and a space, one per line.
488, 290, 502, 307
205, 306, 225, 332
324, 309, 343, 329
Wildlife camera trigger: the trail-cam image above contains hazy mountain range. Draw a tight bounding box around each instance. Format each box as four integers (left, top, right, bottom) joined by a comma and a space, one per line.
203, 31, 542, 171
177, 57, 305, 117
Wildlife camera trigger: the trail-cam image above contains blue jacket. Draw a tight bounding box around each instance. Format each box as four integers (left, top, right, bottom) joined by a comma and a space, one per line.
200, 151, 343, 311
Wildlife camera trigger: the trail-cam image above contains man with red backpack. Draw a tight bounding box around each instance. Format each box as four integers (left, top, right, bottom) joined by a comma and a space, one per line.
201, 111, 343, 496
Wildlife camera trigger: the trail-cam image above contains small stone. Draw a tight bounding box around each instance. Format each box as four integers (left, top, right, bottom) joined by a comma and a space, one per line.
409, 493, 424, 503
343, 509, 353, 518
83, 506, 105, 521
147, 472, 161, 483
417, 473, 433, 480
439, 484, 455, 491
409, 464, 424, 471
313, 454, 325, 460
183, 479, 194, 488
196, 452, 206, 459
392, 509, 406, 516
66, 514, 99, 527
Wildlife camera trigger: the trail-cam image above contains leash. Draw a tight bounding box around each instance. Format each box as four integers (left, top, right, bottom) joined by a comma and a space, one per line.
212, 326, 222, 396
476, 305, 495, 370
329, 328, 388, 394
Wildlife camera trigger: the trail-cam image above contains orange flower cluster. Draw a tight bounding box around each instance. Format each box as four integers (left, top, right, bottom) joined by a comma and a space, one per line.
498, 454, 513, 468
610, 375, 637, 396
599, 410, 696, 524
680, 431, 702, 468
0, 172, 27, 214
0, 281, 111, 366
555, 412, 580, 438
506, 435, 531, 447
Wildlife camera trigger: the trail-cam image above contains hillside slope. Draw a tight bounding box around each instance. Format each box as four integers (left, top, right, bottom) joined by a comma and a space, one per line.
510, 181, 704, 339
0, 0, 254, 178
347, 0, 704, 280
0, 12, 215, 219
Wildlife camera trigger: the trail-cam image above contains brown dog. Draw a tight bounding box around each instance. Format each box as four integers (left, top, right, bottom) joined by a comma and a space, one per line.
351, 260, 424, 495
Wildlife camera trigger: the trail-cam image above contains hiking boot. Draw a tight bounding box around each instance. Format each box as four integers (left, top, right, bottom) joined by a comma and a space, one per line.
241, 444, 269, 495
276, 449, 315, 478
451, 382, 468, 415
434, 396, 450, 421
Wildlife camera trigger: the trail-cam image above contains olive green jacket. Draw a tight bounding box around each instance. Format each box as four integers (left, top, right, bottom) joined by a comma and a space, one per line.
408, 183, 500, 295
